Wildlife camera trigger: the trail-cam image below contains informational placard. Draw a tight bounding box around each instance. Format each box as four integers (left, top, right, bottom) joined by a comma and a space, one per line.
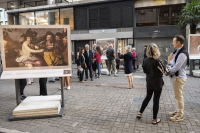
0, 25, 72, 79
188, 34, 200, 59
96, 38, 115, 59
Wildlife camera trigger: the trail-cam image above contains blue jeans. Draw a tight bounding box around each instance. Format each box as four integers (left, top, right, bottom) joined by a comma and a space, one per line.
96, 62, 101, 76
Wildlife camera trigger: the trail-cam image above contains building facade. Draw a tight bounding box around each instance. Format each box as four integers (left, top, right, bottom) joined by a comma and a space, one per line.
1, 0, 188, 63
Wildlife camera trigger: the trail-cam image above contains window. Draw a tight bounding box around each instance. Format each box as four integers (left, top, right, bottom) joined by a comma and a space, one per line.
4, 11, 7, 19
60, 8, 74, 30
0, 10, 3, 20
136, 4, 183, 27
0, 21, 3, 25
19, 12, 35, 25
36, 9, 59, 25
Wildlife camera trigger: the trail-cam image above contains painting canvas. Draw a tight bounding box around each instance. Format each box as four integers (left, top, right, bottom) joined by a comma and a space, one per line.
96, 38, 115, 59
188, 34, 200, 59
0, 25, 71, 79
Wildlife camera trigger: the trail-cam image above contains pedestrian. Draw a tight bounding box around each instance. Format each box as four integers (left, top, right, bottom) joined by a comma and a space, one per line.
116, 49, 120, 73
132, 48, 137, 72
77, 48, 85, 83
49, 77, 59, 82
93, 46, 102, 78
61, 77, 70, 90
144, 45, 147, 60
137, 43, 164, 125
166, 35, 189, 122
84, 44, 93, 81
77, 48, 80, 78
19, 79, 27, 100
39, 78, 47, 96
119, 45, 133, 89
106, 44, 118, 77
92, 44, 97, 78
27, 78, 33, 85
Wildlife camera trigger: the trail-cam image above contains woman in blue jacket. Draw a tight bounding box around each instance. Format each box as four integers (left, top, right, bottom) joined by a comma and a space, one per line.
120, 45, 133, 89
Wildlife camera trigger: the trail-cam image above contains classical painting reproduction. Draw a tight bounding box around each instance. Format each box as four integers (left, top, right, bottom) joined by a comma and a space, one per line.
189, 34, 200, 59
96, 38, 115, 59
1, 25, 71, 71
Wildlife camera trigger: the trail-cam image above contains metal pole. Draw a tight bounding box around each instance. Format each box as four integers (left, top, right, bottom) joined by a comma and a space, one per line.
132, 0, 136, 47
190, 60, 193, 76
15, 79, 21, 106
60, 77, 64, 107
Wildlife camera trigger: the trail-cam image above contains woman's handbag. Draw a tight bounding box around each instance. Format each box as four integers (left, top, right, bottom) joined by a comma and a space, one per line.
133, 55, 138, 61
78, 67, 83, 73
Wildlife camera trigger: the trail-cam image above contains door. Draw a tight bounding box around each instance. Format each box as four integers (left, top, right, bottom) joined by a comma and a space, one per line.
74, 40, 90, 63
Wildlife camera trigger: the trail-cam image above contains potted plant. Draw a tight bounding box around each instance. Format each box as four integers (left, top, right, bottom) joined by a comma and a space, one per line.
178, 0, 200, 34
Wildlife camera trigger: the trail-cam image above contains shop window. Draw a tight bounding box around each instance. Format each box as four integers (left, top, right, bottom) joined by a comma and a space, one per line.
60, 8, 74, 30
36, 9, 59, 25
19, 12, 35, 25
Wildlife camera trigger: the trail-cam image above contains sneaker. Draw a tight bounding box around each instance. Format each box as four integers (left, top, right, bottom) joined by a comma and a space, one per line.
97, 75, 101, 78
67, 86, 70, 90
81, 81, 84, 83
114, 74, 118, 77
49, 79, 55, 82
27, 82, 32, 85
91, 78, 94, 81
168, 111, 177, 117
108, 73, 111, 76
55, 77, 60, 80
85, 79, 88, 81
20, 95, 26, 100
31, 81, 34, 83
170, 114, 183, 122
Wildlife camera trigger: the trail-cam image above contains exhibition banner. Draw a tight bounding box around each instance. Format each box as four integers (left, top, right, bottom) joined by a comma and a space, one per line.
0, 25, 72, 79
96, 38, 115, 59
188, 34, 200, 59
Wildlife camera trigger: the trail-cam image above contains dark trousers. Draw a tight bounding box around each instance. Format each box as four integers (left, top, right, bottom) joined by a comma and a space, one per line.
132, 60, 136, 70
39, 78, 47, 95
19, 79, 27, 95
85, 65, 93, 79
139, 89, 162, 119
79, 69, 85, 81
116, 59, 120, 69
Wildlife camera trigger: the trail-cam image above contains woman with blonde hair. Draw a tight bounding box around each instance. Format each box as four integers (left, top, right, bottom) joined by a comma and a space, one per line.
119, 45, 134, 89
137, 43, 164, 125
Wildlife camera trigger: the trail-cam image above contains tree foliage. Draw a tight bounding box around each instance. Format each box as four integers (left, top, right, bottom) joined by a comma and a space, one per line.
178, 0, 200, 29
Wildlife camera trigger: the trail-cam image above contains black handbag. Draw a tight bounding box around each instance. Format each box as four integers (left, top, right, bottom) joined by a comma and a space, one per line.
133, 55, 138, 61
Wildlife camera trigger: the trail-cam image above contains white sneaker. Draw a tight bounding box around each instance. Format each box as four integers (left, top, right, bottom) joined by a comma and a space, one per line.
67, 86, 70, 90
27, 82, 31, 85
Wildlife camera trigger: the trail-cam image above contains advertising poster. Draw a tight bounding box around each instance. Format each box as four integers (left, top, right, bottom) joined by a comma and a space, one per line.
96, 38, 115, 59
188, 34, 200, 59
0, 25, 72, 79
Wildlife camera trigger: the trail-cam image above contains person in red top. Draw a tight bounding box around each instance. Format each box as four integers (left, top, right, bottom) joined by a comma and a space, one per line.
93, 46, 102, 78
132, 48, 137, 72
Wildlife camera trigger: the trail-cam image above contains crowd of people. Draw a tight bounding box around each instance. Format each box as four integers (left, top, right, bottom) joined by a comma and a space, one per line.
1, 33, 188, 125
76, 35, 188, 124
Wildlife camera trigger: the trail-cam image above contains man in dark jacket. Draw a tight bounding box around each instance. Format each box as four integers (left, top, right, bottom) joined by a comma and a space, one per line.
84, 44, 93, 81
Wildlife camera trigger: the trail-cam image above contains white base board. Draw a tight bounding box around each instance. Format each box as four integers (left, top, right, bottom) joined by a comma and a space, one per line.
13, 95, 61, 117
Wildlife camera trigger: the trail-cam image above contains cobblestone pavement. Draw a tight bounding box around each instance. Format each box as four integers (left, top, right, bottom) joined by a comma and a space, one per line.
0, 65, 200, 133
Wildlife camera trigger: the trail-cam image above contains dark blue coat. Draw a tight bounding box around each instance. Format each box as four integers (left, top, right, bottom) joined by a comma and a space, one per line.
120, 52, 133, 74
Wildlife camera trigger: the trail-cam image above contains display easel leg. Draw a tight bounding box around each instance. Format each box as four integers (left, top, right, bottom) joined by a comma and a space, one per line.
15, 79, 21, 106
60, 77, 64, 107
190, 60, 193, 76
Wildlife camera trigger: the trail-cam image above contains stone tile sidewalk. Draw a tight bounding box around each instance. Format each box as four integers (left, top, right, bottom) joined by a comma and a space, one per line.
0, 65, 200, 133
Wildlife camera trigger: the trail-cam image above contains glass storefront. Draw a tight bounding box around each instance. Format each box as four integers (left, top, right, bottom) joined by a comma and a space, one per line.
19, 12, 34, 25
36, 9, 59, 25
60, 8, 74, 30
